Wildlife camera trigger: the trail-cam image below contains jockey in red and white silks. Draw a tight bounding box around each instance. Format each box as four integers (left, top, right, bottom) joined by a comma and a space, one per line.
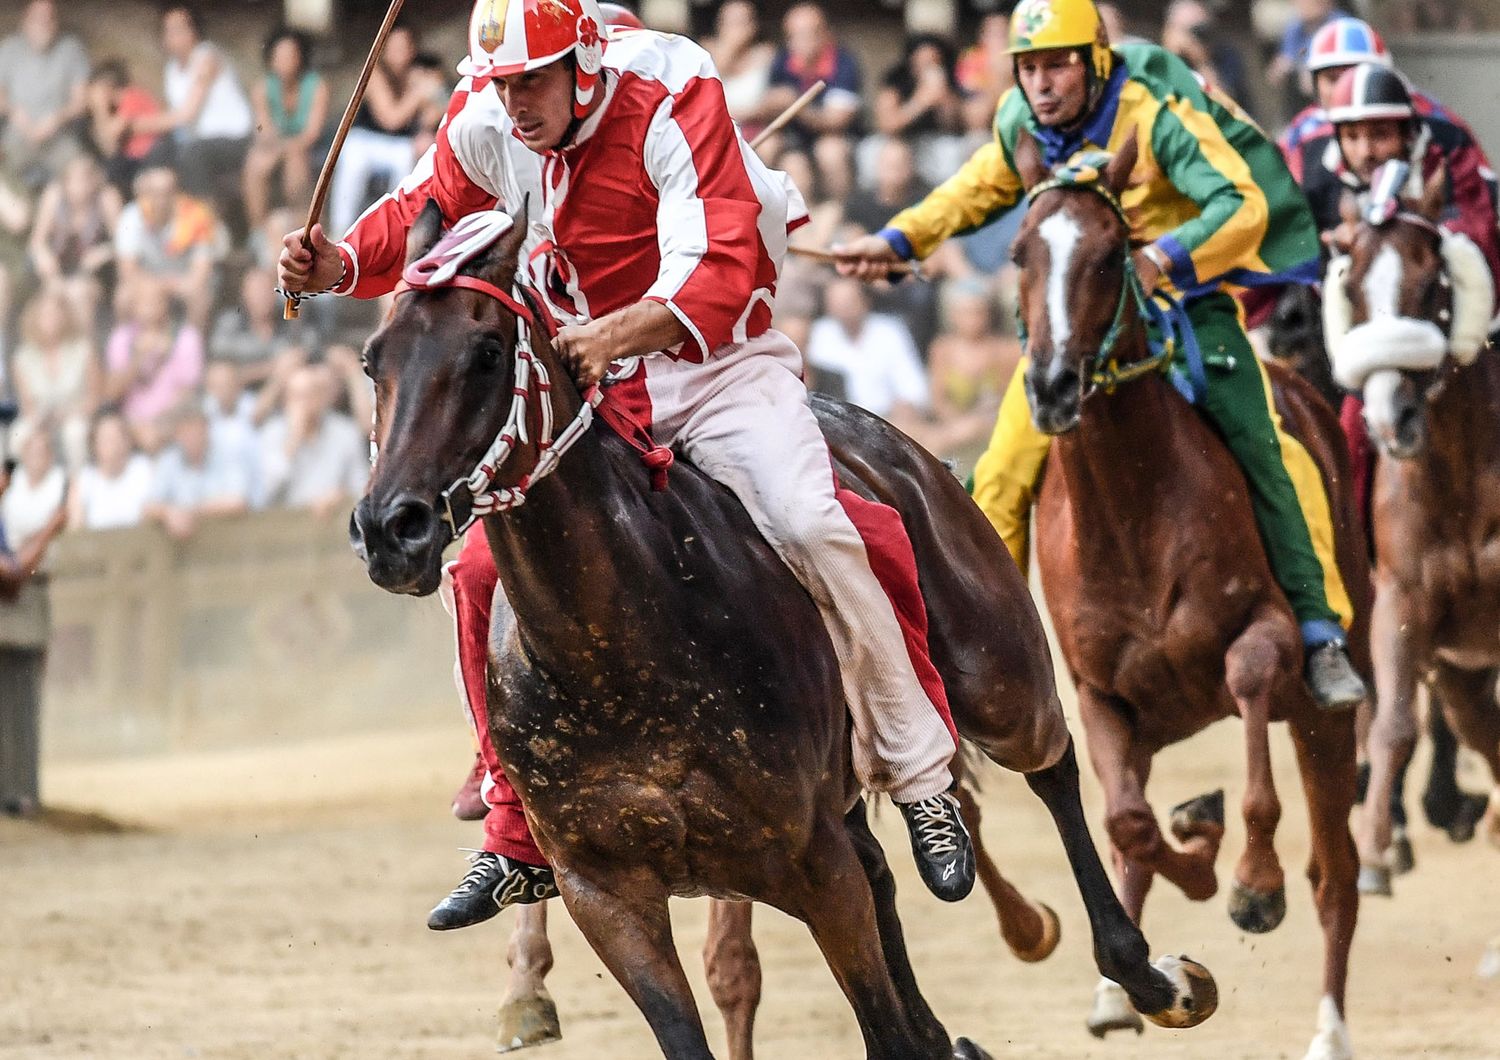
306, 2, 973, 919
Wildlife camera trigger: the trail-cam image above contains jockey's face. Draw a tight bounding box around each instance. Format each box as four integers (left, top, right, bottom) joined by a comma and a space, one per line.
1016, 48, 1088, 127
1314, 65, 1351, 109
1338, 119, 1408, 183
496, 60, 576, 152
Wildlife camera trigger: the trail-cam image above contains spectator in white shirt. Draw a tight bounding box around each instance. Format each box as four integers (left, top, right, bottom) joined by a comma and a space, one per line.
144, 405, 250, 539
257, 363, 367, 517
0, 428, 66, 552
202, 360, 259, 486
806, 277, 929, 428
68, 411, 153, 531
130, 6, 254, 209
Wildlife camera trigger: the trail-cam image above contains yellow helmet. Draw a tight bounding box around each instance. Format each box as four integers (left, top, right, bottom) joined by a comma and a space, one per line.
1007, 0, 1112, 80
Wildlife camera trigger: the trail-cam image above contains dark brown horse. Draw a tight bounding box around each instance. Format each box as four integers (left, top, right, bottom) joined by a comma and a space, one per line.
350, 200, 1216, 1058
1320, 178, 1500, 896
1009, 130, 1365, 1060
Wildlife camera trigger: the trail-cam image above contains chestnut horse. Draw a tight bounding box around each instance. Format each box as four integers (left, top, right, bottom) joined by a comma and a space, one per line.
1320, 171, 1500, 898
1264, 287, 1486, 867
351, 201, 1216, 1059
1009, 130, 1366, 1060
492, 762, 1064, 1057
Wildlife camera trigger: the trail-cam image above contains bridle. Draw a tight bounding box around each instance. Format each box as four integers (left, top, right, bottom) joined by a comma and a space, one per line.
397, 256, 672, 542
1019, 174, 1207, 403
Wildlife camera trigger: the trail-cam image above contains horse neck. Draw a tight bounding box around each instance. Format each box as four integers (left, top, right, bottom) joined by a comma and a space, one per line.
1408, 354, 1500, 494
480, 338, 656, 674
1050, 314, 1190, 570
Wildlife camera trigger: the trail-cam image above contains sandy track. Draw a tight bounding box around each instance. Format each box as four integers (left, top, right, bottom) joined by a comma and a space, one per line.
4, 714, 1496, 1059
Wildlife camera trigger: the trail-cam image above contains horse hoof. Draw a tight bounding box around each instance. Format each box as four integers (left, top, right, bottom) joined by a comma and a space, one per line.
1086, 978, 1144, 1039
1357, 863, 1392, 897
1140, 955, 1219, 1030
1010, 902, 1061, 963
1445, 793, 1488, 843
953, 1036, 994, 1059
1384, 829, 1416, 876
1302, 996, 1353, 1060
496, 993, 562, 1053
1169, 789, 1225, 842
1228, 880, 1287, 935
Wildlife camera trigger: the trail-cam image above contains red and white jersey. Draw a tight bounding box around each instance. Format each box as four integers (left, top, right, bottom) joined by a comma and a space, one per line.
335, 30, 807, 361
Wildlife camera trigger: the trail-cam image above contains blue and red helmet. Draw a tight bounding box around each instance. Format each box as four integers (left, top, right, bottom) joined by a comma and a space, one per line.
1307, 18, 1392, 74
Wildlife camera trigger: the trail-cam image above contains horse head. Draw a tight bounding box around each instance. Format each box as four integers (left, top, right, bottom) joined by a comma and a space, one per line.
1324, 160, 1493, 458
351, 198, 563, 597
1010, 128, 1141, 434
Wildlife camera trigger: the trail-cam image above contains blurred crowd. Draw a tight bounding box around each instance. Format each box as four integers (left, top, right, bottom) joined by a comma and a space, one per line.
0, 0, 1487, 558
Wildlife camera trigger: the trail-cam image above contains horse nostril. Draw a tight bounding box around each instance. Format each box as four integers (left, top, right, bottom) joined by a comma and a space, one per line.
383, 498, 437, 547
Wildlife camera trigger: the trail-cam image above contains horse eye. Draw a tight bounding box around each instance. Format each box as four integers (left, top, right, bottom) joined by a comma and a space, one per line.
475, 340, 506, 371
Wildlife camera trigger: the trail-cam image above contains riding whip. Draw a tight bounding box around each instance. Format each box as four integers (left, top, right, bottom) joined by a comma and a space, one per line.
284, 0, 410, 320
749, 80, 826, 151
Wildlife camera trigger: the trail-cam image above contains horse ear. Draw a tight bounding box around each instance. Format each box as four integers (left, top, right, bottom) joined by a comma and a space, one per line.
1012, 128, 1049, 192
1417, 161, 1448, 222
465, 197, 531, 286
1104, 131, 1139, 196
405, 199, 445, 265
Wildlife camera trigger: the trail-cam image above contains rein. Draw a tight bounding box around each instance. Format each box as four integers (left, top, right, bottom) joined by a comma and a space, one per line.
1020, 177, 1207, 403
397, 271, 672, 540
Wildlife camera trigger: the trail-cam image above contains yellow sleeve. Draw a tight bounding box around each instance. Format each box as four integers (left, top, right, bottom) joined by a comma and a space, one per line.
887, 138, 1025, 260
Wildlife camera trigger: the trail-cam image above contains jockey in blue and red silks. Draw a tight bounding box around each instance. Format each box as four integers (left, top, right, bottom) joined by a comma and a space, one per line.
279, 0, 976, 930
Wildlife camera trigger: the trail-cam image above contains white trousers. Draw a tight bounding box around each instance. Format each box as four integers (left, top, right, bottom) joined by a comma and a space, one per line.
617, 331, 957, 802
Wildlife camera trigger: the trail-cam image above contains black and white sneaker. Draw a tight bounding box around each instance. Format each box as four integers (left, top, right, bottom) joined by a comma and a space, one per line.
426, 851, 559, 931
896, 790, 975, 903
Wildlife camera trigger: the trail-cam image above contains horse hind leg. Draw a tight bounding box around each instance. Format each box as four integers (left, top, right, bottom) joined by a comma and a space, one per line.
496, 901, 562, 1053
1429, 663, 1500, 850
1224, 625, 1291, 935
703, 900, 759, 1060
1288, 703, 1360, 1060
1024, 724, 1218, 1036
954, 778, 1060, 963
1421, 693, 1490, 843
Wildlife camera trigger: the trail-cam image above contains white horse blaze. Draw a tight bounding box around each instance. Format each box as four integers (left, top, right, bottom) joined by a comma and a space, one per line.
1361, 368, 1406, 449
1363, 243, 1404, 320
1038, 212, 1083, 353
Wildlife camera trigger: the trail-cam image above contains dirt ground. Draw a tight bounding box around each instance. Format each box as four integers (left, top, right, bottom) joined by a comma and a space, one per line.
4, 706, 1497, 1060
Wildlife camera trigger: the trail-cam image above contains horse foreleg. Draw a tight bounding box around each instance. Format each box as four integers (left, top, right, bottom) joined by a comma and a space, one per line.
1359, 586, 1423, 896
1430, 662, 1500, 851
1024, 737, 1218, 1035
559, 868, 714, 1059
1288, 705, 1359, 1060
786, 805, 951, 1060
1225, 626, 1290, 935
497, 901, 562, 1053
703, 900, 759, 1060
1079, 686, 1221, 902
955, 780, 1060, 963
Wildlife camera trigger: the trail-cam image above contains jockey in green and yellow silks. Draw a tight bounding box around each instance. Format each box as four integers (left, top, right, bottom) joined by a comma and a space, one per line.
836, 0, 1366, 709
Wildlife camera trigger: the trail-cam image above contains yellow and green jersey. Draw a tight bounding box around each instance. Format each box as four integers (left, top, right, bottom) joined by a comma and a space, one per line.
883, 43, 1321, 296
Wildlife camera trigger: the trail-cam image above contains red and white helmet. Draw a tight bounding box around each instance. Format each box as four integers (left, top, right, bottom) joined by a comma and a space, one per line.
460, 0, 609, 117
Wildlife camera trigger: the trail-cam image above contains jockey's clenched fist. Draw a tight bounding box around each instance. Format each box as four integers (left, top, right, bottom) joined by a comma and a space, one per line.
832, 236, 905, 283
279, 223, 344, 295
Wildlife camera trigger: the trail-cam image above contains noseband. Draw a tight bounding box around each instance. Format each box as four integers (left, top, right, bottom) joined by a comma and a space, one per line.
1020, 174, 1207, 403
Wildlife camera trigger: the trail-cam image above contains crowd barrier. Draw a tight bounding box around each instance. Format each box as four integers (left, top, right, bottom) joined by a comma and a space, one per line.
33, 511, 454, 761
